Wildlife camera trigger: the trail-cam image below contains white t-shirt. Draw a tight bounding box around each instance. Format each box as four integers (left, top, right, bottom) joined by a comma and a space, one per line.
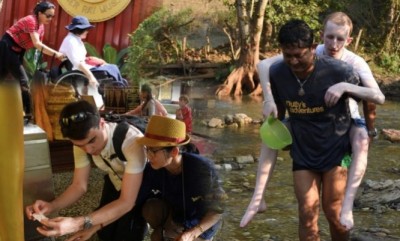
316, 44, 375, 119
73, 122, 146, 191
59, 32, 93, 70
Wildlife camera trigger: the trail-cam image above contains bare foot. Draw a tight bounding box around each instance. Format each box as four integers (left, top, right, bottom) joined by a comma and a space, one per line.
240, 199, 267, 227
258, 199, 267, 213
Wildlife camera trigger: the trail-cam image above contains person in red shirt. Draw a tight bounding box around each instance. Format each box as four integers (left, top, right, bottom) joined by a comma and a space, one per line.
0, 1, 64, 115
176, 95, 193, 133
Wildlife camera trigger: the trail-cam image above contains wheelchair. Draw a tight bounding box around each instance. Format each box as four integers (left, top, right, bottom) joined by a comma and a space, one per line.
49, 60, 128, 108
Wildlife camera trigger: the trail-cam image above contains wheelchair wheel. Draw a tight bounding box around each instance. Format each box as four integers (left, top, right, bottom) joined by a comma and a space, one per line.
54, 70, 87, 87
53, 70, 104, 109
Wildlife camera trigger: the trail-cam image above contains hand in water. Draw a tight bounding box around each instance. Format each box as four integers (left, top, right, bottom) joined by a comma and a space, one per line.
240, 199, 267, 227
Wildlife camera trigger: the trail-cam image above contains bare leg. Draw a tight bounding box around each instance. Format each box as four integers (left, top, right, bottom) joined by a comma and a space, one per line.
240, 143, 278, 227
293, 170, 321, 241
340, 125, 369, 230
142, 199, 169, 241
322, 166, 350, 240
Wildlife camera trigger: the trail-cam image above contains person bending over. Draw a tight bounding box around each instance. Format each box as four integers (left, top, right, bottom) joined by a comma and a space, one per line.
0, 1, 65, 114
26, 100, 147, 241
137, 116, 226, 241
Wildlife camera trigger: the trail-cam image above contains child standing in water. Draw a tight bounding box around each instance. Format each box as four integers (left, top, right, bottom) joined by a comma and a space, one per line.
176, 95, 192, 133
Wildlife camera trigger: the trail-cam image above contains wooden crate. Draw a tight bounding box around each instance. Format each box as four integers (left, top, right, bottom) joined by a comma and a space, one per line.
103, 85, 140, 114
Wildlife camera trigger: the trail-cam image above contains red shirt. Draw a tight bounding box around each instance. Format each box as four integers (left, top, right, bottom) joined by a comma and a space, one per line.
177, 105, 192, 133
6, 15, 44, 49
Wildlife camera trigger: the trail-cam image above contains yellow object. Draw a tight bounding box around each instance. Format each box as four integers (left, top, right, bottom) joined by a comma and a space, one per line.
58, 0, 131, 22
0, 83, 25, 241
260, 116, 292, 150
137, 116, 191, 147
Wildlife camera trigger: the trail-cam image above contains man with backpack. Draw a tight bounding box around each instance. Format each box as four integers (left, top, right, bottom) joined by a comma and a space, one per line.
25, 100, 148, 241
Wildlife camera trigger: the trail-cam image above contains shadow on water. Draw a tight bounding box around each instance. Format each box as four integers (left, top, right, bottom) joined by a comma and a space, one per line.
187, 83, 400, 240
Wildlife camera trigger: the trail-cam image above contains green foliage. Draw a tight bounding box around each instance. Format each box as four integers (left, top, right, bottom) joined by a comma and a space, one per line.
264, 0, 330, 47
23, 49, 37, 79
103, 43, 117, 64
23, 49, 49, 81
84, 43, 100, 58
125, 8, 194, 84
376, 52, 400, 74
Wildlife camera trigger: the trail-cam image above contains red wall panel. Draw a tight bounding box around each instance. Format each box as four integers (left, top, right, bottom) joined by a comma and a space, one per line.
0, 0, 162, 53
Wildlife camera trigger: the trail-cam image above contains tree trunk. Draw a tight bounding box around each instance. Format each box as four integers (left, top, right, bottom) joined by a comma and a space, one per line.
216, 0, 269, 96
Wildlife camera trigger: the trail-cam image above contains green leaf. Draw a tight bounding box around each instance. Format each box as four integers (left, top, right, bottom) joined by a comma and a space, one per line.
84, 42, 100, 58
102, 43, 117, 64
116, 47, 129, 68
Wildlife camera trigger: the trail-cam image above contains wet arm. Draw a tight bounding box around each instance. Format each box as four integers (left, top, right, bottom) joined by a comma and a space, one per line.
257, 55, 283, 117
325, 82, 385, 107
345, 83, 385, 104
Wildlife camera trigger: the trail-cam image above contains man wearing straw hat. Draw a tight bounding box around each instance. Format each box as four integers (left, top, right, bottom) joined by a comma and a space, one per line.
26, 100, 147, 241
137, 115, 226, 241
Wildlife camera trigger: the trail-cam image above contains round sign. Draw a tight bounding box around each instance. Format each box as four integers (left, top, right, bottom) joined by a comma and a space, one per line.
58, 0, 131, 22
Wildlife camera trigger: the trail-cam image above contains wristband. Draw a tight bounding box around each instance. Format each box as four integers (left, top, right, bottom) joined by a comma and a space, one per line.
83, 216, 93, 230
368, 128, 378, 137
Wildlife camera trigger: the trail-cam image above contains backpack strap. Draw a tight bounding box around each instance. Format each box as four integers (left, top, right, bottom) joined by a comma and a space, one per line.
111, 121, 130, 161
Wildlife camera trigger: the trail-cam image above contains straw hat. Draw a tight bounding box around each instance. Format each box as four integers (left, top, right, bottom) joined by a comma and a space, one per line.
137, 116, 190, 147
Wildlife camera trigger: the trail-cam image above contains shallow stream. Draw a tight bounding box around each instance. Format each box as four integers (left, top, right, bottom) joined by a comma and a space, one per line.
188, 90, 400, 240
54, 81, 400, 241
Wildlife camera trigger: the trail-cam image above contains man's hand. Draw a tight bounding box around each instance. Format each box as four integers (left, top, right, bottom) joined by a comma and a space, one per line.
25, 200, 53, 221
325, 82, 347, 107
37, 216, 82, 237
65, 225, 99, 241
55, 52, 66, 62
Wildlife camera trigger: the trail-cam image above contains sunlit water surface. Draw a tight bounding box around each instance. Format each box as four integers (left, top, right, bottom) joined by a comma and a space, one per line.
54, 82, 400, 241
187, 85, 400, 241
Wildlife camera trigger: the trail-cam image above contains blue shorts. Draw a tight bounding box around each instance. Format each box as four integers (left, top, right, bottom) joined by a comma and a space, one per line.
352, 118, 367, 130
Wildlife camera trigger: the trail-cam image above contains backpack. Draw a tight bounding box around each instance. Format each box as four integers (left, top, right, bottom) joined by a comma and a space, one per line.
104, 115, 148, 161
104, 114, 199, 162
